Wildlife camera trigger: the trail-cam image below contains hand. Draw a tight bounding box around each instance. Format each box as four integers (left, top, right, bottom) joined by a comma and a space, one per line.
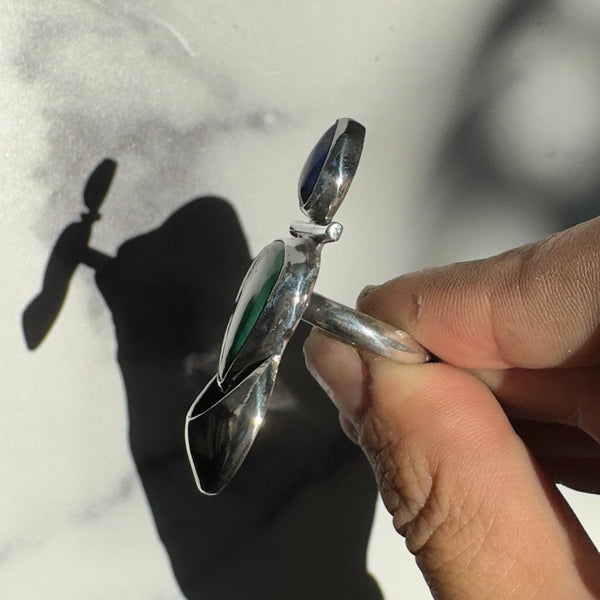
304, 216, 600, 599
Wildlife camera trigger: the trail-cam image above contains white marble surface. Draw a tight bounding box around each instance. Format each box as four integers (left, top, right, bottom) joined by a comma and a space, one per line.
2, 1, 600, 598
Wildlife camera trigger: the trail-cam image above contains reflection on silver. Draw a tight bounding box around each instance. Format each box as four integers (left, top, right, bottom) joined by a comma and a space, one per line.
289, 220, 343, 243
185, 360, 277, 496
303, 293, 430, 363
185, 118, 430, 495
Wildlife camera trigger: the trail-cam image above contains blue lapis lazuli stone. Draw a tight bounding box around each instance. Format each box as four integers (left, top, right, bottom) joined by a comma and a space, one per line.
299, 124, 336, 207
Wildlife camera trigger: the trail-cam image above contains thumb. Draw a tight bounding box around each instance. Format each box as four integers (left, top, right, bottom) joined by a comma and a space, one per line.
304, 331, 600, 599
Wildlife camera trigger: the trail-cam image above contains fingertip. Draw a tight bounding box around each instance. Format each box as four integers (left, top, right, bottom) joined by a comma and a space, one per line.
303, 329, 368, 423
356, 284, 382, 307
338, 412, 360, 444
357, 269, 510, 369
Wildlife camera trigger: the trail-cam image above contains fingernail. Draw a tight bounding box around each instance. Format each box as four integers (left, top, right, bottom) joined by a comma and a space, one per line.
338, 413, 360, 444
357, 284, 381, 304
303, 329, 367, 424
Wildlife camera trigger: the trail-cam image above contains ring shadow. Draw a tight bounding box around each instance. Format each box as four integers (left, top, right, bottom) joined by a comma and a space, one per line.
25, 184, 383, 599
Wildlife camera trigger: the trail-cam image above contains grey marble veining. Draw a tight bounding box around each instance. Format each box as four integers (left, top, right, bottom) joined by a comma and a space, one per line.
3, 1, 600, 598
10, 2, 288, 250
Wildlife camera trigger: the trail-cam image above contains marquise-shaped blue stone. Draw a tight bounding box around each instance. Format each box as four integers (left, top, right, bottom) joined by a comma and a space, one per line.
299, 123, 336, 207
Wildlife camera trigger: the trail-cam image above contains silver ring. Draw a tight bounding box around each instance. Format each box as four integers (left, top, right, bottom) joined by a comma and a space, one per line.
303, 292, 429, 363
185, 118, 430, 495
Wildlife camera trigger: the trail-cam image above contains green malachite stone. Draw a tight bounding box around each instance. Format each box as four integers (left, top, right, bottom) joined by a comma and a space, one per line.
222, 241, 285, 375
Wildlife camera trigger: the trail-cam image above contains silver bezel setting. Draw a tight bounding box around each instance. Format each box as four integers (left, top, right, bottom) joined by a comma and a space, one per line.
217, 236, 321, 388
185, 236, 321, 494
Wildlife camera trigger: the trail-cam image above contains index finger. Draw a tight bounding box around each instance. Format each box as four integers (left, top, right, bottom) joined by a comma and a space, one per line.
359, 217, 600, 370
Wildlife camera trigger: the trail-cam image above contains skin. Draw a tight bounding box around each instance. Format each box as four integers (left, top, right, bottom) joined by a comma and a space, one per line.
303, 215, 600, 599
93, 198, 381, 600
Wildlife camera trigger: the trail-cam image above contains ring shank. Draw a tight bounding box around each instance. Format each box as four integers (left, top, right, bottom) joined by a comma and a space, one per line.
302, 293, 430, 363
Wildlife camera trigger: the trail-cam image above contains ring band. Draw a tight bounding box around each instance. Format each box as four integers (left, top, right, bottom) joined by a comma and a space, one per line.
303, 293, 430, 363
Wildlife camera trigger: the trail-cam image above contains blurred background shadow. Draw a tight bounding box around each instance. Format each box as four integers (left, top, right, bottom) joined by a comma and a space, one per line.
23, 167, 382, 600
13, 1, 600, 598
425, 0, 600, 266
